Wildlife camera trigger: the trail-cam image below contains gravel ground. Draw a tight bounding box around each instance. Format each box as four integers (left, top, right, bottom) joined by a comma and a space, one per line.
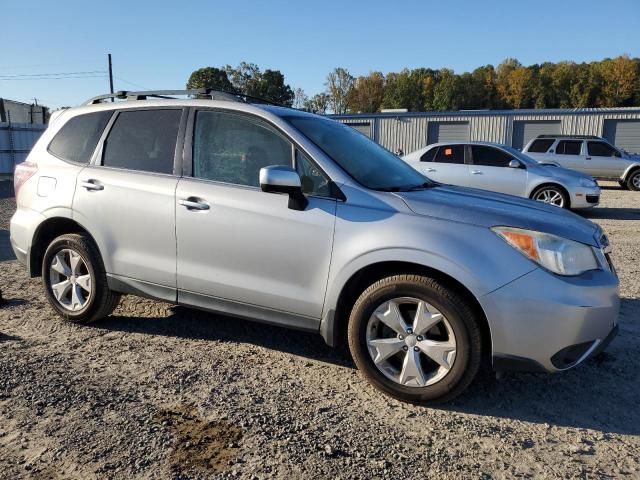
0, 181, 639, 479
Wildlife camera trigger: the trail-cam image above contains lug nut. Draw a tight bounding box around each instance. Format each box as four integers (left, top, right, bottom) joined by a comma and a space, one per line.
398, 334, 404, 340
417, 336, 423, 341
414, 346, 420, 352
406, 328, 413, 335
402, 346, 408, 351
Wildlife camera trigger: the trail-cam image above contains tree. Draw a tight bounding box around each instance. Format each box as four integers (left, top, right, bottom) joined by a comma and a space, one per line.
325, 67, 354, 114
220, 62, 294, 106
382, 69, 424, 111
598, 55, 637, 106
304, 93, 330, 114
432, 69, 461, 111
347, 72, 385, 113
293, 88, 308, 109
497, 59, 533, 108
186, 67, 235, 92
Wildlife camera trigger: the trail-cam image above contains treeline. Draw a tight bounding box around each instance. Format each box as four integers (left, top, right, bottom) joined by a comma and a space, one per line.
187, 55, 640, 114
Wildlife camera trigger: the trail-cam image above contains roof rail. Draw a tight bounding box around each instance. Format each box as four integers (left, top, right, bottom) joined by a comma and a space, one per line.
83, 88, 246, 105
536, 134, 602, 139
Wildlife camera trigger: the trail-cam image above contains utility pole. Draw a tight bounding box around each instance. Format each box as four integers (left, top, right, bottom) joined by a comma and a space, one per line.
108, 53, 114, 101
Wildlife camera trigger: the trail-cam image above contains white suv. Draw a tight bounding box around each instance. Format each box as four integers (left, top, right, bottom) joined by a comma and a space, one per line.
523, 135, 640, 190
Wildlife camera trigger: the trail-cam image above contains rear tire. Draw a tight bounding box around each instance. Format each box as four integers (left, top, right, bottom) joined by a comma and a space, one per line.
42, 233, 120, 324
531, 184, 570, 209
626, 170, 640, 191
347, 274, 482, 404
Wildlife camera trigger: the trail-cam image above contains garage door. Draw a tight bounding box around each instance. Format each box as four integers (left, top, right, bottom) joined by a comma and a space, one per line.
512, 120, 561, 150
427, 122, 469, 144
603, 120, 640, 154
344, 121, 372, 138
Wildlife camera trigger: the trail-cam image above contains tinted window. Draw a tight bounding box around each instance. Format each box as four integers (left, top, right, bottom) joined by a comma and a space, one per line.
471, 145, 514, 167
587, 142, 619, 157
433, 145, 465, 164
295, 150, 331, 197
194, 111, 292, 187
285, 114, 429, 191
48, 111, 112, 163
420, 148, 437, 162
528, 139, 554, 153
102, 109, 181, 174
556, 140, 582, 155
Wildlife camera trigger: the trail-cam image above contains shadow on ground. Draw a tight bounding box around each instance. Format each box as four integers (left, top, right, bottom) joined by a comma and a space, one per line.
0, 230, 16, 262
91, 295, 639, 435
579, 207, 640, 221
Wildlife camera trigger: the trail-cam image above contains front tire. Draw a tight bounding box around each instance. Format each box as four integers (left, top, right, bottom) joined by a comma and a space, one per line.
348, 275, 482, 404
626, 170, 640, 191
42, 233, 120, 324
531, 184, 569, 209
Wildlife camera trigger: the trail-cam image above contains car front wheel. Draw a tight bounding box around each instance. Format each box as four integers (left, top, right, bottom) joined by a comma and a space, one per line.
42, 233, 120, 324
348, 274, 482, 404
531, 185, 569, 209
627, 170, 640, 191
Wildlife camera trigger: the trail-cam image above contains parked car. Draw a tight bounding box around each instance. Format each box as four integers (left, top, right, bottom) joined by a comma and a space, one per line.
10, 89, 619, 404
523, 135, 640, 191
402, 141, 600, 209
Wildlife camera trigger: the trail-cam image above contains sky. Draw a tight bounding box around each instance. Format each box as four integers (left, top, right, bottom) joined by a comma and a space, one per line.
1, 0, 639, 110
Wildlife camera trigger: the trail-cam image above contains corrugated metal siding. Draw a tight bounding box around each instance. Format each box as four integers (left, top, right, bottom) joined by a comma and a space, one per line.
334, 108, 640, 154
512, 120, 562, 149
0, 122, 46, 173
603, 120, 640, 154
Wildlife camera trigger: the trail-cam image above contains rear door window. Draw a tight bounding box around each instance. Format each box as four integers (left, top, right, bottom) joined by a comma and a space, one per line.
555, 140, 582, 155
471, 145, 514, 167
48, 111, 112, 164
420, 148, 437, 162
102, 109, 182, 174
433, 145, 465, 164
587, 142, 620, 157
527, 139, 554, 153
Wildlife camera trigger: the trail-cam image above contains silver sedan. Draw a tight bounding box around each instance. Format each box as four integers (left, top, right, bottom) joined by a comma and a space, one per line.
403, 141, 600, 209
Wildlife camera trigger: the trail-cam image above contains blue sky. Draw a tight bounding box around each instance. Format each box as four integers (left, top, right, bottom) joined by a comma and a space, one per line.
2, 0, 639, 109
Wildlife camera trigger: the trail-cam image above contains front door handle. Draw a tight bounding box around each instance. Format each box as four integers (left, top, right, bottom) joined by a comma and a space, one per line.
178, 197, 210, 211
471, 170, 483, 175
80, 180, 104, 191
586, 157, 592, 160
424, 167, 437, 172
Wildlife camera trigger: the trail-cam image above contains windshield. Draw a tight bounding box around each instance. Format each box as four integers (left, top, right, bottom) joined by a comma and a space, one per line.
283, 114, 431, 191
499, 145, 540, 166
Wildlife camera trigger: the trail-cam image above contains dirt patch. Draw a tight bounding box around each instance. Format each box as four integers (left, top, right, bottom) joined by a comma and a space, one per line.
155, 405, 243, 476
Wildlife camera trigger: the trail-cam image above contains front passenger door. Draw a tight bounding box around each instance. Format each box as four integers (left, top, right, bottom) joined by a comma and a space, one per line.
468, 145, 527, 196
586, 141, 628, 177
175, 110, 337, 322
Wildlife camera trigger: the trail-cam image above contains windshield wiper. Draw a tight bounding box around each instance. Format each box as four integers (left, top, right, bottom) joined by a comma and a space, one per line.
377, 182, 433, 192
406, 182, 433, 191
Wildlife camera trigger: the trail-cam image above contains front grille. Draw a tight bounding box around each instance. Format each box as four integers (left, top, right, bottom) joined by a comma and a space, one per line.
586, 194, 600, 204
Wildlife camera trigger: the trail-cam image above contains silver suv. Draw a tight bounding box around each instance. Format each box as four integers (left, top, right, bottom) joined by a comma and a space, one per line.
10, 90, 619, 403
523, 135, 640, 190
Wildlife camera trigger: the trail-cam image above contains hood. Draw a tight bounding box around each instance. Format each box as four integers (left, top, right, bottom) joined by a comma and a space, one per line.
529, 163, 595, 183
396, 184, 601, 246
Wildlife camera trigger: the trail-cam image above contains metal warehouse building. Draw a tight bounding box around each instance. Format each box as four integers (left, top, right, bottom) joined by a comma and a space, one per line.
333, 107, 640, 155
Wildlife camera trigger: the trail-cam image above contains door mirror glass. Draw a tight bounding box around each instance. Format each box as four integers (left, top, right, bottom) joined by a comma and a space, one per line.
260, 165, 308, 210
508, 159, 524, 169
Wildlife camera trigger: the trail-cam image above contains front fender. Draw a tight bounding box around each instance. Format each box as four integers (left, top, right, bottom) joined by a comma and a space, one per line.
622, 162, 640, 181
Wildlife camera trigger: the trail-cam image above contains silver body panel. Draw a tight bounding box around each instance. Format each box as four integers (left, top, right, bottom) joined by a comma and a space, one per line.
10, 99, 619, 374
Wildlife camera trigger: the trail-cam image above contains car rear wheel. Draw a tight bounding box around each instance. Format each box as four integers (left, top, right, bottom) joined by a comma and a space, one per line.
531, 185, 569, 209
627, 170, 640, 191
348, 275, 482, 404
42, 233, 120, 324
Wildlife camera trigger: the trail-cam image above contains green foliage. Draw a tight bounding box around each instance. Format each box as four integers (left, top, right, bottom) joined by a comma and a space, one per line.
186, 67, 235, 92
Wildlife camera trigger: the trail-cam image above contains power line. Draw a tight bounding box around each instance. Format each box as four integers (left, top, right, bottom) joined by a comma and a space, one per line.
114, 76, 150, 90
0, 70, 106, 79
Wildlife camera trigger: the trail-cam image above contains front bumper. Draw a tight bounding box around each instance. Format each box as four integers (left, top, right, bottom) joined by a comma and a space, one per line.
480, 267, 619, 372
569, 186, 601, 209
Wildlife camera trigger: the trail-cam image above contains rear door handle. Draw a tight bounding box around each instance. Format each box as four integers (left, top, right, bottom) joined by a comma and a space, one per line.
424, 167, 436, 172
586, 157, 592, 160
80, 180, 104, 191
178, 197, 210, 211
471, 170, 483, 175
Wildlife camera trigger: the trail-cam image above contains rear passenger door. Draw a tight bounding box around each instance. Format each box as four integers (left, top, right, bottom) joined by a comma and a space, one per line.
419, 144, 470, 186
72, 108, 186, 298
550, 140, 588, 173
468, 145, 527, 196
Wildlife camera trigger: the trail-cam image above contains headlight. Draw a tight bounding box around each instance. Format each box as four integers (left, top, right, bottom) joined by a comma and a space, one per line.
492, 227, 599, 276
578, 177, 598, 188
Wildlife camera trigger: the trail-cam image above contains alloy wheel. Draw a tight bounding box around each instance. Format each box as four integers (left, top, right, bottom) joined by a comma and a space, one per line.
366, 297, 457, 387
533, 188, 565, 207
48, 248, 92, 311
632, 173, 640, 189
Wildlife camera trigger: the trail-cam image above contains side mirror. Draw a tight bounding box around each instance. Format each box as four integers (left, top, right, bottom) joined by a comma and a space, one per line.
259, 165, 308, 211
508, 159, 524, 169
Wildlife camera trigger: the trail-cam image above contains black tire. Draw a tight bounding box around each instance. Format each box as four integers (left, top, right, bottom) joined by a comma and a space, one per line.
618, 179, 629, 190
626, 169, 640, 191
41, 233, 120, 324
530, 184, 570, 209
347, 275, 482, 404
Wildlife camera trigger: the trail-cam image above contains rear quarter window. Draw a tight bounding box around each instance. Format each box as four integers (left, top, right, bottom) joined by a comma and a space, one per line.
48, 111, 113, 164
420, 148, 437, 162
527, 139, 554, 153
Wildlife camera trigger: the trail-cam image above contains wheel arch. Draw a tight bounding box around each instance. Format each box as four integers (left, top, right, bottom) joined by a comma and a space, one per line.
320, 260, 493, 362
28, 216, 99, 277
622, 164, 640, 182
